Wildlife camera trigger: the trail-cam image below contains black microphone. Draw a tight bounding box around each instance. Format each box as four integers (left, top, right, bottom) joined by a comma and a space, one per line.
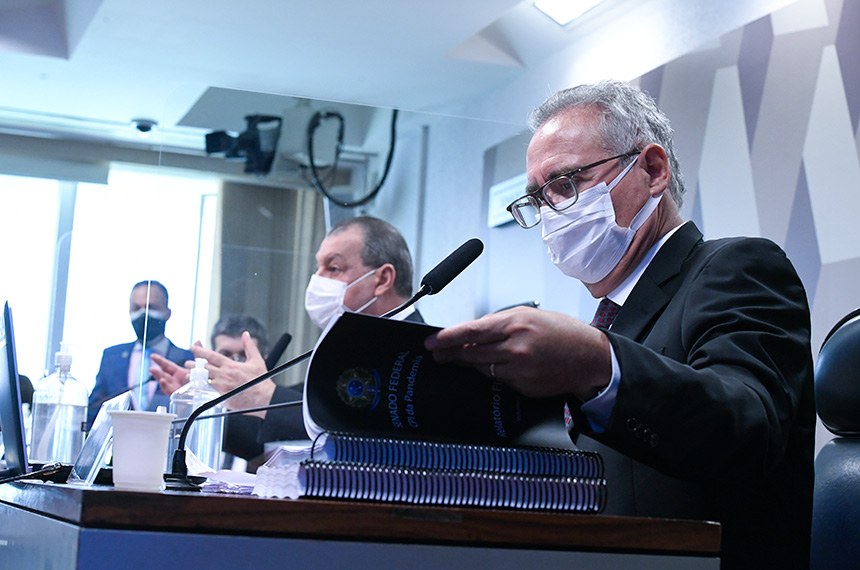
420, 238, 483, 294
382, 238, 483, 318
168, 238, 485, 488
264, 332, 293, 369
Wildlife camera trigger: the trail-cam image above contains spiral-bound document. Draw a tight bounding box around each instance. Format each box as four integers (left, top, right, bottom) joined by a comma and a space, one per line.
295, 460, 607, 512
316, 432, 604, 479
254, 432, 607, 512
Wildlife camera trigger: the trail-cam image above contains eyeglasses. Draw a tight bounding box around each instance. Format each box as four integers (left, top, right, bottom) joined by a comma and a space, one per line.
506, 150, 640, 229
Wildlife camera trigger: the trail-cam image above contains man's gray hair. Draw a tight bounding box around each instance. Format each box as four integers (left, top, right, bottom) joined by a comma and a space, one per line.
330, 216, 414, 298
529, 80, 685, 207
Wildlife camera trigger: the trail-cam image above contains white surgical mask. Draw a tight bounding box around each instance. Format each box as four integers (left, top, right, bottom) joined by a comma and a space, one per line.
304, 268, 378, 329
541, 157, 662, 284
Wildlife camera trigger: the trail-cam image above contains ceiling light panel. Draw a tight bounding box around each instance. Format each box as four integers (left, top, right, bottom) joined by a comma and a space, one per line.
533, 0, 605, 26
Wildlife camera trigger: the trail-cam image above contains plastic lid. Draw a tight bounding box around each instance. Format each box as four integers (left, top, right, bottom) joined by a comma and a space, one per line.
55, 341, 73, 369
190, 357, 209, 385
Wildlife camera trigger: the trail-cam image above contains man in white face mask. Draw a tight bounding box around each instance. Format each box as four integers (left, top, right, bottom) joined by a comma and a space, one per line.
424, 81, 814, 569
153, 216, 421, 452
304, 216, 423, 330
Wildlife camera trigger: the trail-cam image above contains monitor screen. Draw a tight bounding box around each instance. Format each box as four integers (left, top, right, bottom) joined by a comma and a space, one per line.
0, 301, 30, 479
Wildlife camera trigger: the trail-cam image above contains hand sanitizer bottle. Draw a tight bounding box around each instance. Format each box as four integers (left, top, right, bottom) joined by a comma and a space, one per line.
167, 358, 225, 472
29, 342, 88, 463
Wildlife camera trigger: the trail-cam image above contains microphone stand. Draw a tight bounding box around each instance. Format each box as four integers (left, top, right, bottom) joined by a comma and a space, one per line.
380, 284, 430, 319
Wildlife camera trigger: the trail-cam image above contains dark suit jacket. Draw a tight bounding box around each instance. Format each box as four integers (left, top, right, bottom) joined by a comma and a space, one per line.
86, 339, 194, 428
567, 222, 815, 569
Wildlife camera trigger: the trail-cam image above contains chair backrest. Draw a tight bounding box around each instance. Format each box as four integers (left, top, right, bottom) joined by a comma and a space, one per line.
811, 308, 860, 570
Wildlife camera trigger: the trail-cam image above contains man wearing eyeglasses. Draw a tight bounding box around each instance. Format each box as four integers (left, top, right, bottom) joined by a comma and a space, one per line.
425, 80, 814, 569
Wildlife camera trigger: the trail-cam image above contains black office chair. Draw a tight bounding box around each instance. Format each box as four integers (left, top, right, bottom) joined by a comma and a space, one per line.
811, 308, 860, 570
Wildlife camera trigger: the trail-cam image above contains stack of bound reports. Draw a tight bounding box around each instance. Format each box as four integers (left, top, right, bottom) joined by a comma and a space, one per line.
254, 432, 606, 512
254, 312, 607, 512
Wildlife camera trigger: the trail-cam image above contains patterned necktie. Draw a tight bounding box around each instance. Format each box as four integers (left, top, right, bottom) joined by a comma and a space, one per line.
590, 298, 621, 329
564, 298, 623, 432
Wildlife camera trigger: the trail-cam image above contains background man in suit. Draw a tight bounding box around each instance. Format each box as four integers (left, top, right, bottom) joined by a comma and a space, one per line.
86, 280, 193, 428
154, 216, 422, 451
424, 80, 815, 569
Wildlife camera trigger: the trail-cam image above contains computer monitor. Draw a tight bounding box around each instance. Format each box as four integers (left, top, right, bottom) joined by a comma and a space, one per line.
0, 301, 30, 479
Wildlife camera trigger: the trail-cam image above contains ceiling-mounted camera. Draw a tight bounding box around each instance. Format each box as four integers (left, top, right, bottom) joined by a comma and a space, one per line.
131, 118, 158, 133
205, 114, 282, 175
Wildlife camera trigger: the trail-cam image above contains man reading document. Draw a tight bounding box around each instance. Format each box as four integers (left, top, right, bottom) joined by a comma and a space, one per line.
424, 80, 815, 570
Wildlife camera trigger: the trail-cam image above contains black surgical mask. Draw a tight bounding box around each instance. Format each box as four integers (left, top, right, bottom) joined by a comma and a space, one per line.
130, 309, 168, 343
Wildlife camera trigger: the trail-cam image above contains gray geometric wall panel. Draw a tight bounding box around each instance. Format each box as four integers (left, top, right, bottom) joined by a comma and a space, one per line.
647, 0, 859, 452
652, 0, 858, 354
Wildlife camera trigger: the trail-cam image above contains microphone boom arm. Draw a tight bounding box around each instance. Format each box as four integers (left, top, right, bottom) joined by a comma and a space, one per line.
380, 284, 430, 319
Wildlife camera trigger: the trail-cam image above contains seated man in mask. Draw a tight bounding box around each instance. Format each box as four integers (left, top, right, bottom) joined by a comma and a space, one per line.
154, 216, 421, 447
424, 80, 814, 569
87, 280, 193, 429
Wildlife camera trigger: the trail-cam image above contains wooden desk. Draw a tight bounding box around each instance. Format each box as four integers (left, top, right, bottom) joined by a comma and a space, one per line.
0, 482, 719, 569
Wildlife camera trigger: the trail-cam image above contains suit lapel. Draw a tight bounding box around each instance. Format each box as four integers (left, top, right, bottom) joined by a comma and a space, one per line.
612, 222, 703, 339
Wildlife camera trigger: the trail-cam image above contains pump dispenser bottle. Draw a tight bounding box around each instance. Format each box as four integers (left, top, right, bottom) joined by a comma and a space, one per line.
29, 342, 88, 463
167, 358, 225, 471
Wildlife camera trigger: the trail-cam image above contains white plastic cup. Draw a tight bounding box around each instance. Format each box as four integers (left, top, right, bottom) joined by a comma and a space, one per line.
108, 409, 176, 492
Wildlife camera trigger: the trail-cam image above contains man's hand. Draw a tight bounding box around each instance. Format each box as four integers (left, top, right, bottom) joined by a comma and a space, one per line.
423, 307, 612, 402
151, 351, 195, 396
191, 331, 275, 416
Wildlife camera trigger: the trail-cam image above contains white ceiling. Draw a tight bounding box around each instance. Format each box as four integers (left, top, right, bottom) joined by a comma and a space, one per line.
0, 0, 796, 153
